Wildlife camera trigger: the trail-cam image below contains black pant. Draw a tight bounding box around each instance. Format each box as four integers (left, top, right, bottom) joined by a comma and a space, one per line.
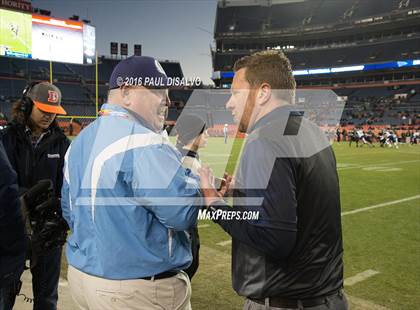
30, 247, 62, 310
244, 293, 348, 310
0, 284, 18, 310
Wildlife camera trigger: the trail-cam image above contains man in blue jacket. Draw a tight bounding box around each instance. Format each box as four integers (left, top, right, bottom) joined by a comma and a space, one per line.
0, 141, 26, 310
62, 56, 201, 310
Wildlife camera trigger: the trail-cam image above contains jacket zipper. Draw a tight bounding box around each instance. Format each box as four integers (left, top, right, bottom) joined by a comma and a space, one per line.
168, 229, 174, 257
24, 136, 34, 185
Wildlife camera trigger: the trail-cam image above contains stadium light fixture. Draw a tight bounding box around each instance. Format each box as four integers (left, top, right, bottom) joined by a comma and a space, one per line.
308, 68, 331, 75
221, 59, 420, 79
331, 65, 365, 73
293, 70, 309, 76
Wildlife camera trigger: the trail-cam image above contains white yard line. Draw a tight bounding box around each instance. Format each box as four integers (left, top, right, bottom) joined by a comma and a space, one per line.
342, 195, 420, 216
206, 159, 420, 169
216, 240, 232, 246
197, 224, 210, 228
338, 159, 420, 170
344, 270, 380, 286
347, 294, 391, 310
206, 161, 231, 165
201, 154, 231, 157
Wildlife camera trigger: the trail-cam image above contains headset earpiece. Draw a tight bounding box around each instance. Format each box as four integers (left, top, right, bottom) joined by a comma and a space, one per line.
20, 96, 34, 117
21, 82, 39, 118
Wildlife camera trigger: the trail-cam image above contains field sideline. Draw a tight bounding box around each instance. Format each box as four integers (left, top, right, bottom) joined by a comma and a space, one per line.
52, 137, 420, 309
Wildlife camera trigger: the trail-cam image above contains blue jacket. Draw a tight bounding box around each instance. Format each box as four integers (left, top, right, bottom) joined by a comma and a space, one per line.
62, 104, 201, 280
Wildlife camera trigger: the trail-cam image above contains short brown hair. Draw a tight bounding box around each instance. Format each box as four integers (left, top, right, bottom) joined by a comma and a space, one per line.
233, 50, 296, 103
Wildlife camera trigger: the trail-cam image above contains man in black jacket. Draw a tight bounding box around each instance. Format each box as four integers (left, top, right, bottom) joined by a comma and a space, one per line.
200, 51, 347, 309
0, 82, 70, 310
0, 141, 26, 310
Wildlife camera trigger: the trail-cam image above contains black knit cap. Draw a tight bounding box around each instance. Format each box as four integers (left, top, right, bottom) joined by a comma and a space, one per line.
175, 114, 206, 145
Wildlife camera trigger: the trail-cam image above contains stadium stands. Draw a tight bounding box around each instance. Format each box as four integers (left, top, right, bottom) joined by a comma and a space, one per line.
0, 54, 220, 129
213, 0, 420, 74
211, 0, 420, 129
215, 0, 420, 34
2, 54, 417, 127
214, 34, 420, 71
1, 0, 419, 131
0, 55, 187, 120
287, 38, 420, 69
337, 85, 420, 125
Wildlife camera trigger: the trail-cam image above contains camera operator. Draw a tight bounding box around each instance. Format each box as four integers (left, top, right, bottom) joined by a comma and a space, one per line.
0, 141, 25, 310
0, 82, 70, 310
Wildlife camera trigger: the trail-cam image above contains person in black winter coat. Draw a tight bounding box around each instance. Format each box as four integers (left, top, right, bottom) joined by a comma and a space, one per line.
0, 141, 26, 310
0, 82, 70, 310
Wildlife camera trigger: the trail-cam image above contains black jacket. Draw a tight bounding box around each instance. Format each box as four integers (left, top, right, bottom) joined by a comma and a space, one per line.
0, 122, 70, 197
0, 141, 25, 287
210, 106, 344, 299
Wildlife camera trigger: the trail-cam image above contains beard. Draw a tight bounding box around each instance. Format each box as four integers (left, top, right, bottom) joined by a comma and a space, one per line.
238, 90, 257, 133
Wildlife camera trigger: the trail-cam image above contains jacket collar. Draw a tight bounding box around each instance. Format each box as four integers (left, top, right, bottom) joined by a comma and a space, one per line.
248, 105, 294, 133
100, 103, 156, 132
8, 121, 65, 146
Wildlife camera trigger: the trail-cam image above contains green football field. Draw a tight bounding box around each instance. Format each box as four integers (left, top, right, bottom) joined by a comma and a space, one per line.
62, 138, 420, 309
0, 9, 32, 55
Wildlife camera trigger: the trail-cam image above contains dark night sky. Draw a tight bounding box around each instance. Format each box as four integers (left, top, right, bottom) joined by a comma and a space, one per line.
31, 0, 218, 84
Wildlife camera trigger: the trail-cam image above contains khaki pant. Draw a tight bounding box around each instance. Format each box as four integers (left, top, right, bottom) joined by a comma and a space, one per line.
68, 265, 192, 310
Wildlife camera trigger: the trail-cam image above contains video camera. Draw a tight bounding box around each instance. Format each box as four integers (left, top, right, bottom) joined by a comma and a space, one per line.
21, 180, 68, 265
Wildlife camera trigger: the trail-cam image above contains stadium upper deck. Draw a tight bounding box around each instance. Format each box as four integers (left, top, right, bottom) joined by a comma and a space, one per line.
212, 0, 420, 86
215, 0, 420, 34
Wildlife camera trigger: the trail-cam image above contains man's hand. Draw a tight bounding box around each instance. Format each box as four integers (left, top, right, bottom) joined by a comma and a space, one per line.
199, 166, 233, 207
220, 172, 234, 197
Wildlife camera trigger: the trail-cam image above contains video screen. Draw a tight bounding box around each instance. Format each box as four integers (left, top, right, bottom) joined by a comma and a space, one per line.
31, 14, 84, 64
0, 9, 32, 58
83, 24, 96, 64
